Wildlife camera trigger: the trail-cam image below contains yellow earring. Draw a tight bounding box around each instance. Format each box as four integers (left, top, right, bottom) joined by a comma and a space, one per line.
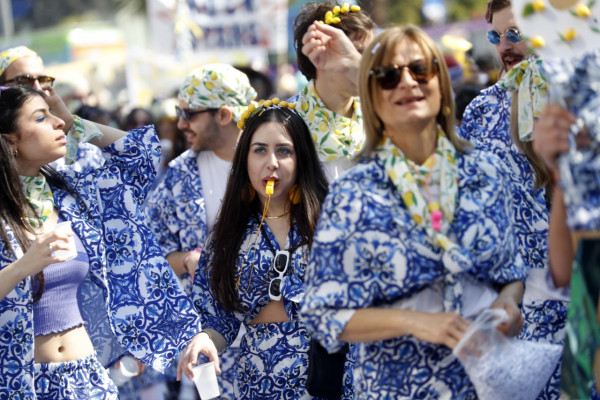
288, 184, 301, 205
442, 105, 451, 116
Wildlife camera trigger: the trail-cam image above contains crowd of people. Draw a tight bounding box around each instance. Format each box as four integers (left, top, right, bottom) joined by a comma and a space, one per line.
0, 0, 598, 399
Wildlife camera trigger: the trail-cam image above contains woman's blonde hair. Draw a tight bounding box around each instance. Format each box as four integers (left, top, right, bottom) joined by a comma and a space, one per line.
358, 25, 470, 156
510, 96, 553, 201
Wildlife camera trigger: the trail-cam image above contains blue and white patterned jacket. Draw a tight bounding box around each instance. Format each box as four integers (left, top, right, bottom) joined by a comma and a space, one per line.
145, 150, 208, 256
301, 149, 526, 399
0, 126, 201, 398
460, 83, 550, 271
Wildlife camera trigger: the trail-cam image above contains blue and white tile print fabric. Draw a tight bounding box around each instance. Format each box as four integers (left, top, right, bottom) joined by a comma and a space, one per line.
0, 126, 201, 398
145, 149, 209, 258
301, 150, 526, 399
238, 321, 312, 399
459, 84, 569, 397
460, 83, 550, 272
144, 149, 238, 399
34, 354, 118, 400
542, 50, 600, 230
192, 218, 319, 399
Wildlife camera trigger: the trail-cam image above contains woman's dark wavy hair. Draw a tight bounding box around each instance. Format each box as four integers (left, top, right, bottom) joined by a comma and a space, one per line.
209, 106, 328, 312
0, 86, 77, 301
293, 1, 376, 81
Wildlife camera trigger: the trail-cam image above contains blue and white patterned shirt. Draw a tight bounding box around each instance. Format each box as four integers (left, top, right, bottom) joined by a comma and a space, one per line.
0, 126, 201, 398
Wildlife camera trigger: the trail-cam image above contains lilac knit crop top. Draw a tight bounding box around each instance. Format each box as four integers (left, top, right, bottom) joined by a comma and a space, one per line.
32, 223, 89, 336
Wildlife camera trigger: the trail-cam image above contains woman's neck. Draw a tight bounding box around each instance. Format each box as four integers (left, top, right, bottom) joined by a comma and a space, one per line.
386, 121, 438, 165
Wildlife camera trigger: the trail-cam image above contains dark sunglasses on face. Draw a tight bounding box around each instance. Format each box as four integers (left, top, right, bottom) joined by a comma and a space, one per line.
3, 74, 55, 87
370, 59, 439, 90
268, 250, 290, 301
487, 27, 522, 45
175, 105, 218, 122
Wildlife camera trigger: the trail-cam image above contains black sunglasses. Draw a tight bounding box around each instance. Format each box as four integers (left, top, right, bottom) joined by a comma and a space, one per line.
370, 59, 439, 90
3, 74, 55, 87
268, 250, 289, 301
487, 27, 522, 45
175, 105, 218, 122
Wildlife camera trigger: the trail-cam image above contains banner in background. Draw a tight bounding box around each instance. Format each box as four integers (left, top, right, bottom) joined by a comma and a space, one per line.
147, 0, 288, 60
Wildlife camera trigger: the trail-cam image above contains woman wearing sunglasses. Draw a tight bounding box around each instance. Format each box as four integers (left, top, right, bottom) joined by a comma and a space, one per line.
178, 101, 329, 398
301, 26, 527, 398
0, 86, 203, 398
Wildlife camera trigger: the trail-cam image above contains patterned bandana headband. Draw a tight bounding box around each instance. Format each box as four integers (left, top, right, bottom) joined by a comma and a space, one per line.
178, 64, 257, 123
237, 98, 297, 130
0, 46, 41, 77
319, 3, 361, 24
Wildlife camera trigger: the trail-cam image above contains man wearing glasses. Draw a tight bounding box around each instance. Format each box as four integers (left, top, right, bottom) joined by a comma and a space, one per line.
145, 64, 255, 399
459, 1, 568, 398
0, 45, 104, 171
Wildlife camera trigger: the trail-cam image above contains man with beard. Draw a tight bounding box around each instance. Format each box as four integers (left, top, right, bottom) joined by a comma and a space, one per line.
145, 64, 256, 399
459, 1, 569, 398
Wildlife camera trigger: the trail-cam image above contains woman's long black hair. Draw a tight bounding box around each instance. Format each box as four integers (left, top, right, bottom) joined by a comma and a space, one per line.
0, 86, 78, 301
209, 106, 328, 312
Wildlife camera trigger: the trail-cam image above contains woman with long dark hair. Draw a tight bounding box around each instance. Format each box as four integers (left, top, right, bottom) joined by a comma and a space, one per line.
178, 101, 329, 398
0, 86, 201, 399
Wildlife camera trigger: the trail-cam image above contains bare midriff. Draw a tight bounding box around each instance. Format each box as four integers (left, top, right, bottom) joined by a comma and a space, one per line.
249, 300, 290, 325
34, 325, 95, 363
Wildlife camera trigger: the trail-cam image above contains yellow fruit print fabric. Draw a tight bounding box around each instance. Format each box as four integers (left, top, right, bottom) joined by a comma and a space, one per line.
376, 128, 462, 256
19, 174, 55, 230
497, 56, 548, 142
295, 80, 365, 161
178, 64, 256, 123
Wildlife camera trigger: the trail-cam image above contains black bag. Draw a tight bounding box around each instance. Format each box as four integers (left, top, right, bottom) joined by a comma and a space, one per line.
306, 338, 349, 399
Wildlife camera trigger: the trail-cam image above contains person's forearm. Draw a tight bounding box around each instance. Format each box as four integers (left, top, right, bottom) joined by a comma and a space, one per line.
338, 308, 414, 342
497, 280, 524, 305
88, 122, 128, 148
548, 187, 574, 287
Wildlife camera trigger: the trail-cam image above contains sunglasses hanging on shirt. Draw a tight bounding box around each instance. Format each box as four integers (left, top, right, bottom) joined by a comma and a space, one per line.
268, 250, 290, 301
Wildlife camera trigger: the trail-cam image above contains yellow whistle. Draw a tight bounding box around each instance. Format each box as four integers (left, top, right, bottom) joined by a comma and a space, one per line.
266, 180, 274, 195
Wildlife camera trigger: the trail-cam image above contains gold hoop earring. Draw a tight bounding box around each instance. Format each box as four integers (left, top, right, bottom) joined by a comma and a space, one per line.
442, 105, 451, 116
241, 183, 256, 203
288, 184, 301, 205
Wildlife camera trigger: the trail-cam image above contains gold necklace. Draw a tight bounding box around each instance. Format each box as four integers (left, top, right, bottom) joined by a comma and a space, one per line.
265, 211, 290, 219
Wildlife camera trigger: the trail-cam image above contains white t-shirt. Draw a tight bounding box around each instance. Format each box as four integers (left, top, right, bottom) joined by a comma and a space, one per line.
197, 151, 232, 231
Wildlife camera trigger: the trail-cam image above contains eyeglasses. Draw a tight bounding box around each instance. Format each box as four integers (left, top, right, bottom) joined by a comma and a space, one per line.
175, 106, 218, 122
268, 250, 289, 301
370, 59, 438, 90
487, 28, 522, 45
3, 74, 55, 87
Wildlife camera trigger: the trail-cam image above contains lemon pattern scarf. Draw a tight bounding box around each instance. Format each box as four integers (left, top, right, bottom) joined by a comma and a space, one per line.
376, 129, 469, 274
296, 80, 365, 161
19, 174, 54, 230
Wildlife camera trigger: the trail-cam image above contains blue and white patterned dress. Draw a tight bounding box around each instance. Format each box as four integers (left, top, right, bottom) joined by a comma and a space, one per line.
460, 84, 570, 398
301, 149, 527, 400
0, 126, 201, 398
192, 218, 324, 399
